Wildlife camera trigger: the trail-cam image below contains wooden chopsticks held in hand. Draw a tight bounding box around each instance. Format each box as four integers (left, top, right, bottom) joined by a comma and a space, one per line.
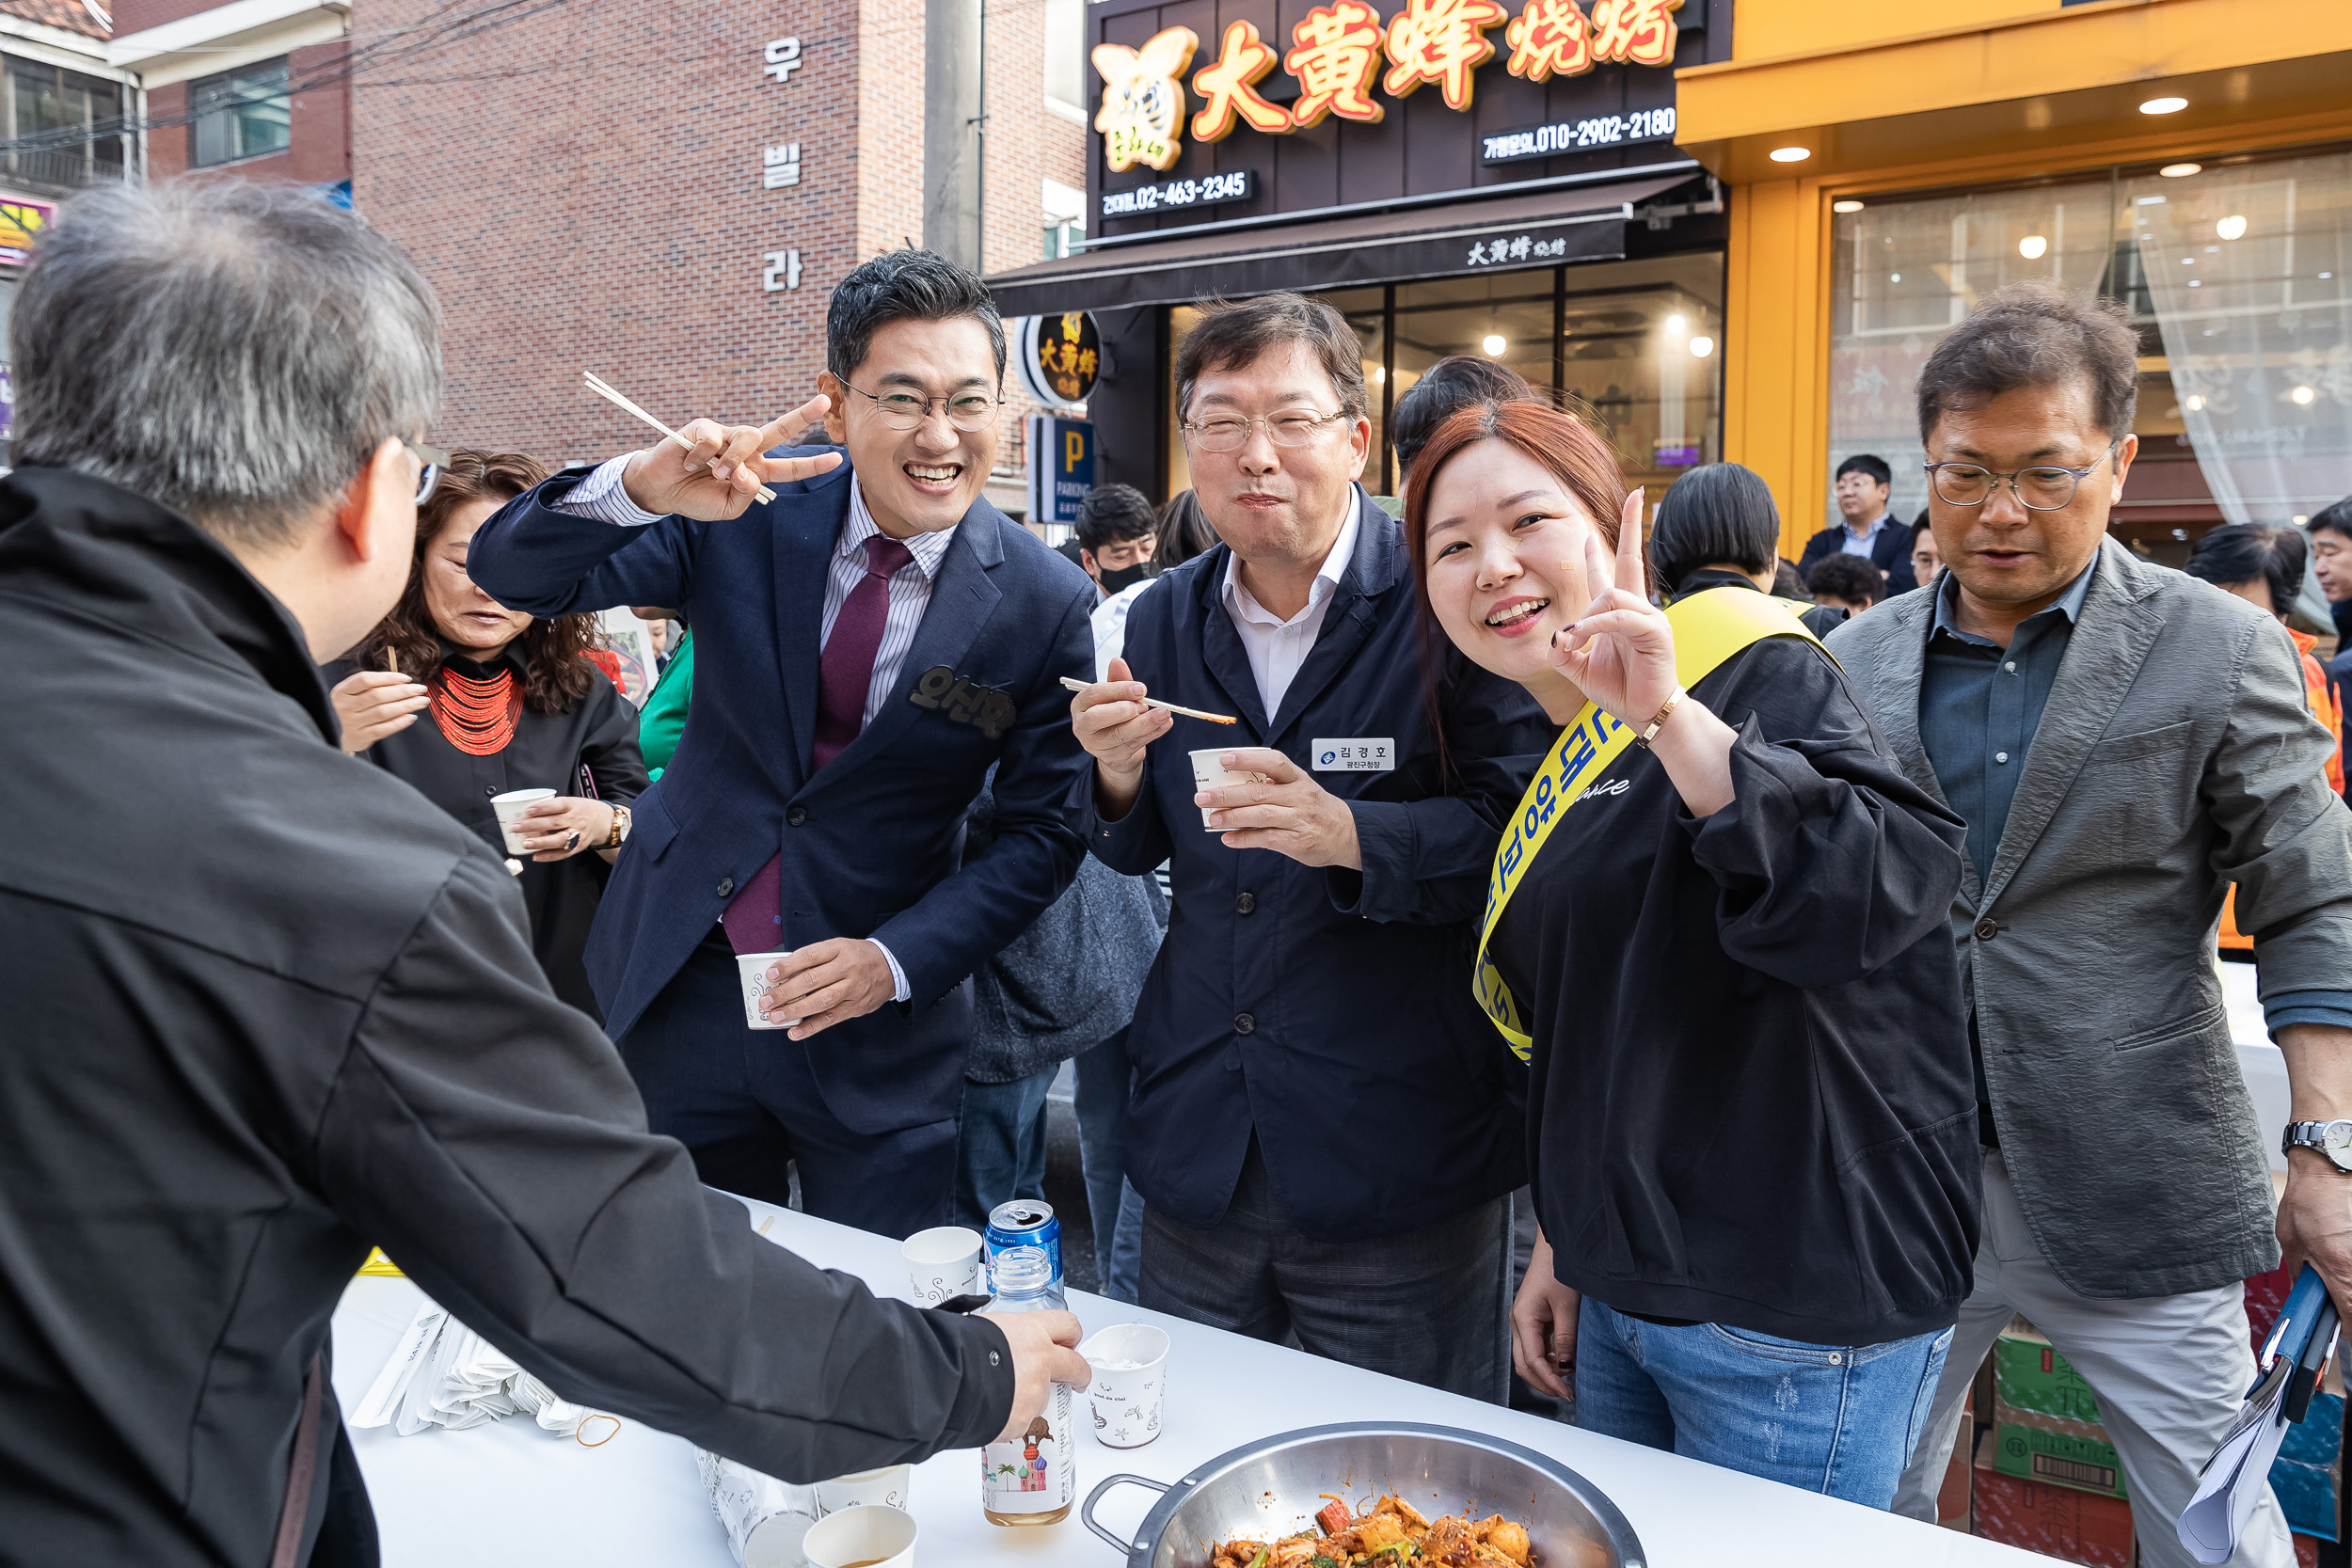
1058, 675, 1237, 726
581, 372, 777, 504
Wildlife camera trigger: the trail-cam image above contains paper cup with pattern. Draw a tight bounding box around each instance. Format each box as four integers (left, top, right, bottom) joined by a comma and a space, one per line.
697, 1449, 818, 1568
490, 788, 556, 854
814, 1464, 913, 1515
737, 951, 798, 1031
1078, 1323, 1169, 1449
1188, 750, 1270, 832
899, 1226, 983, 1306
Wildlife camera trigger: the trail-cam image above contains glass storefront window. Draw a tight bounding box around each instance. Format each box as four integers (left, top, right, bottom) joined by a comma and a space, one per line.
1165, 253, 1724, 506
1828, 150, 2352, 571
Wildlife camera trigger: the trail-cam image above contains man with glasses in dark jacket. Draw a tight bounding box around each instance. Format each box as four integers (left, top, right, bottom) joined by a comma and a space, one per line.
0, 178, 1084, 1568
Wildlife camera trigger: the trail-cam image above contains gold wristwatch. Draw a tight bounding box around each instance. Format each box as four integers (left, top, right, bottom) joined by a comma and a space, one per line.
605, 803, 632, 849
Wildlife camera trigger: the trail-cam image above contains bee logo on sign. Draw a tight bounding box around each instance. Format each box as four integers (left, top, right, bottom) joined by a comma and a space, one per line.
1017, 313, 1103, 408
1091, 27, 1200, 172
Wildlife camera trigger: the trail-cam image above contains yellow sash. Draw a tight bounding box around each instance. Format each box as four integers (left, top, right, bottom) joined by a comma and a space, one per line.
1471, 590, 1833, 1062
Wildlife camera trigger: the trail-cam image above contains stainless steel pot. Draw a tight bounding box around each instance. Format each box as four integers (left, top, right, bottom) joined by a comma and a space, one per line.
1081, 1423, 1646, 1568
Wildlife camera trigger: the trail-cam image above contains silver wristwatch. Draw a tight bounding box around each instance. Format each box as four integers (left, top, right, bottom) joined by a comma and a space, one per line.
2282, 1119, 2352, 1173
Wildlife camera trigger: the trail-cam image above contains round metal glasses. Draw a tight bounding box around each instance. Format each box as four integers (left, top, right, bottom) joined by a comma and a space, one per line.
842, 380, 1002, 434
1924, 441, 2119, 511
1181, 408, 1350, 453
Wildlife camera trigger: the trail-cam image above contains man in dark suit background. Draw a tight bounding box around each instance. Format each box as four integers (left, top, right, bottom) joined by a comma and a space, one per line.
469, 251, 1096, 1237
1799, 453, 1918, 594
1068, 294, 1550, 1398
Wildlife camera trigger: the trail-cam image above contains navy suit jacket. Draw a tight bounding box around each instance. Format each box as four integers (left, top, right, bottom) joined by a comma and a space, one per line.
1799, 518, 1919, 595
469, 458, 1096, 1135
1080, 495, 1549, 1242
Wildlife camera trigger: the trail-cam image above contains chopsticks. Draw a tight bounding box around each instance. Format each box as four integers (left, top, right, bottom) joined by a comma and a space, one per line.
1059, 675, 1237, 725
581, 371, 777, 504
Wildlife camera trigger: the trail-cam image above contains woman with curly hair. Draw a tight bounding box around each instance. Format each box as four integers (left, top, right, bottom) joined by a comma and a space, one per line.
326, 450, 647, 1018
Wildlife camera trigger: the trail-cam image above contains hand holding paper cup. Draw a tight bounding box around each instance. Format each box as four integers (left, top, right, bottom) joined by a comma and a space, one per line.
1078, 1323, 1169, 1449
1188, 751, 1271, 832
900, 1226, 983, 1306
490, 788, 556, 854
738, 950, 799, 1031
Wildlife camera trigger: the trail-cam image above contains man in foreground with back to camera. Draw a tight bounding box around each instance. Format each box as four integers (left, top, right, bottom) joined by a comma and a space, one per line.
1068, 293, 1554, 1398
1831, 279, 2352, 1568
0, 179, 1086, 1568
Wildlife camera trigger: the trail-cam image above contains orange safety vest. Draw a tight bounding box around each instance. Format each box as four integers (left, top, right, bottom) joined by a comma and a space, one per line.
2221, 628, 2341, 949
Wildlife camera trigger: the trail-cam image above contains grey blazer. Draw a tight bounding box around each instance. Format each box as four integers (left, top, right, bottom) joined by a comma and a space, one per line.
1829, 538, 2352, 1299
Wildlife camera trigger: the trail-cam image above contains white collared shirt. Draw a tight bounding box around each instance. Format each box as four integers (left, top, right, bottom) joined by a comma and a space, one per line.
1839, 513, 1895, 558
558, 453, 956, 1002
1218, 494, 1361, 718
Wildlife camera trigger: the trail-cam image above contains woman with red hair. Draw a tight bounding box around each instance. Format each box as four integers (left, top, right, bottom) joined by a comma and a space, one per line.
1404, 401, 1978, 1507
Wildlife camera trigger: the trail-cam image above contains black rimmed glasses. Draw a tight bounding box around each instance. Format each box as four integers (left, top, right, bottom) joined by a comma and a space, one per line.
1924, 440, 2120, 511
405, 440, 450, 508
1181, 407, 1350, 453
841, 380, 1002, 434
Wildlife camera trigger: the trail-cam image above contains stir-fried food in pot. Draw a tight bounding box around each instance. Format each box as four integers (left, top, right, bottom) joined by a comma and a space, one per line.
1211, 1494, 1535, 1568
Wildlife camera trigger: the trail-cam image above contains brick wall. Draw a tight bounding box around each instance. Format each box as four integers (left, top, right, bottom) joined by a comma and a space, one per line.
140, 39, 349, 186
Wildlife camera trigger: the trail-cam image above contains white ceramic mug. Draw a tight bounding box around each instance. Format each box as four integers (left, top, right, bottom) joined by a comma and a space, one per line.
900, 1226, 984, 1306
1079, 1323, 1170, 1449
490, 788, 556, 854
814, 1464, 912, 1516
1188, 750, 1271, 832
803, 1503, 917, 1568
737, 951, 798, 1031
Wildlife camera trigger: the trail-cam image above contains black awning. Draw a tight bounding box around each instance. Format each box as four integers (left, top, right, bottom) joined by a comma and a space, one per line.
985, 173, 1696, 317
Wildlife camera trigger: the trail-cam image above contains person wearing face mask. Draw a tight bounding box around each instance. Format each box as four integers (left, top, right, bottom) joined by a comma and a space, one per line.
1404, 398, 1978, 1504
1078, 482, 1163, 679
326, 450, 647, 1021
467, 249, 1097, 1238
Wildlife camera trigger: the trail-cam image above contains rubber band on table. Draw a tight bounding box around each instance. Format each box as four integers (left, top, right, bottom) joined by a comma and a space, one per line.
576, 1414, 622, 1448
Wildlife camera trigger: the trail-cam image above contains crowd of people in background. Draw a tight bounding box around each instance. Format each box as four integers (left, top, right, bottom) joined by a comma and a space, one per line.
11, 175, 2352, 1568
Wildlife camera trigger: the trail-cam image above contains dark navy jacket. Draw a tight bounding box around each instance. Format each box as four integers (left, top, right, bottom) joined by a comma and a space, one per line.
469, 458, 1096, 1136
1080, 495, 1550, 1242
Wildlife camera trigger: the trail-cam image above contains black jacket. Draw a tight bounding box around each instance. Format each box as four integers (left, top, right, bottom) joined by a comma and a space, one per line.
1489, 636, 1979, 1344
0, 469, 1013, 1568
1798, 518, 1918, 595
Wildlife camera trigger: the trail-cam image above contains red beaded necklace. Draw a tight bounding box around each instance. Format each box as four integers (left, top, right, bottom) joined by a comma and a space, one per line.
430, 665, 521, 755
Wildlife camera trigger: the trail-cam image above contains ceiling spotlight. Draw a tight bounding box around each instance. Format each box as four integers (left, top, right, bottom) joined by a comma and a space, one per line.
1890, 273, 1901, 282
2292, 385, 2317, 405
2217, 214, 2248, 240
1769, 147, 1811, 163
1482, 334, 1506, 356
1832, 199, 1865, 214
2159, 163, 2201, 178
2185, 394, 2205, 412
1664, 313, 1686, 332
2018, 235, 2048, 260
2139, 96, 2188, 115
1689, 336, 1715, 358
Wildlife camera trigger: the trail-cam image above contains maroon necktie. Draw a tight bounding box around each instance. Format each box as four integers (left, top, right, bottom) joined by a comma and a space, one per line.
723, 533, 914, 955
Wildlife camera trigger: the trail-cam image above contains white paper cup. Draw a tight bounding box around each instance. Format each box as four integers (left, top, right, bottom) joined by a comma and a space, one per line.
737, 951, 798, 1031
814, 1464, 913, 1515
900, 1226, 983, 1305
803, 1503, 916, 1568
1188, 749, 1271, 832
490, 788, 556, 854
1079, 1323, 1170, 1449
697, 1449, 818, 1568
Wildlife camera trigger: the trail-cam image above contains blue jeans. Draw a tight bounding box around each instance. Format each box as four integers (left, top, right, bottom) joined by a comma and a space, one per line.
1574, 1298, 1952, 1507
1073, 1029, 1144, 1303
952, 1069, 1056, 1233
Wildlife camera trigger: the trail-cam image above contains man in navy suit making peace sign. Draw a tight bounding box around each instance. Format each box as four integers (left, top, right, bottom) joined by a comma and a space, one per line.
470, 251, 1096, 1236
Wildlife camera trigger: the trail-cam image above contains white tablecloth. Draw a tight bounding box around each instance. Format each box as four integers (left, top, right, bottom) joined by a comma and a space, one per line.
332, 1198, 2044, 1568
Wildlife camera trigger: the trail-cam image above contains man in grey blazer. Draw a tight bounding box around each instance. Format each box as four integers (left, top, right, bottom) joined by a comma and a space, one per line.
1834, 280, 2352, 1568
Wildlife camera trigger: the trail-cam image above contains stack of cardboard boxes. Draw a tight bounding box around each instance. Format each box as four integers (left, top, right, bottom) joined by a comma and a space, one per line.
1937, 1280, 2344, 1565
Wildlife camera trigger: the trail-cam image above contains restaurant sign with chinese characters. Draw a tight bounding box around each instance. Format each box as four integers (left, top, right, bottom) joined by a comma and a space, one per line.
1092, 0, 1682, 173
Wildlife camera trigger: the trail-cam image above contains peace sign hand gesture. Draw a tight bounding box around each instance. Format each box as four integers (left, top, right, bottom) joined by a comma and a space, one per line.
619, 394, 843, 520
1548, 490, 1677, 730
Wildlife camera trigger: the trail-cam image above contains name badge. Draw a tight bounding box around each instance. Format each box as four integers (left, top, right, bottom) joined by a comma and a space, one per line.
1311, 738, 1395, 772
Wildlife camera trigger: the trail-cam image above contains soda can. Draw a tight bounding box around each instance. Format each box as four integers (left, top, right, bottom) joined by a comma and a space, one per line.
985, 1200, 1062, 1290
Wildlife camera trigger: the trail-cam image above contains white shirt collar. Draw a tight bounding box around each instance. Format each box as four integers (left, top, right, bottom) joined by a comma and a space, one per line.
1221, 491, 1362, 629
842, 474, 957, 580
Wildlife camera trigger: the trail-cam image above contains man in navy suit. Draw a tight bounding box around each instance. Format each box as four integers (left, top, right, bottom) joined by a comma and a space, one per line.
1797, 453, 1918, 594
1067, 294, 1550, 1398
469, 250, 1095, 1237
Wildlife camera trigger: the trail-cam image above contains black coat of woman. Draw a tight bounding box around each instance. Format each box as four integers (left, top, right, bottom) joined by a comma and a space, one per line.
326, 451, 646, 1019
